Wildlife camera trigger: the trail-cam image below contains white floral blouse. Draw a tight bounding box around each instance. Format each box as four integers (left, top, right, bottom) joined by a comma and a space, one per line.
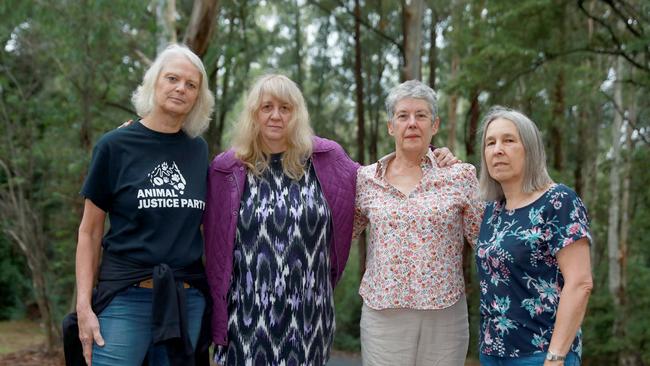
354, 150, 484, 310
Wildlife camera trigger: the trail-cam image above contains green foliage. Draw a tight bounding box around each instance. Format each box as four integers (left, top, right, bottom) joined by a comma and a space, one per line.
0, 0, 647, 361
0, 235, 30, 320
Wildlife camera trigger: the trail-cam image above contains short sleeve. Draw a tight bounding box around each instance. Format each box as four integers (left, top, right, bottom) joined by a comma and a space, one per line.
548, 186, 592, 256
80, 143, 112, 212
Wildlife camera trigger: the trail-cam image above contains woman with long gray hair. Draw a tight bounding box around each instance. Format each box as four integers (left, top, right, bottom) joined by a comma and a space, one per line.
475, 106, 592, 366
66, 44, 214, 366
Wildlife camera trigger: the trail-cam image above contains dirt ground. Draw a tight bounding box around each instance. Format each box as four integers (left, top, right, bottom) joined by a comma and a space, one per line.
0, 320, 64, 366
0, 348, 64, 366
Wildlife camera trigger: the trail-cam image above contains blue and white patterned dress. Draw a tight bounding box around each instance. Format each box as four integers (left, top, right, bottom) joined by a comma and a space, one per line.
216, 154, 335, 366
475, 184, 591, 358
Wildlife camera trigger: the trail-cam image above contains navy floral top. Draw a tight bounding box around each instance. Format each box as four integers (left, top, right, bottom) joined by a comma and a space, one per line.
476, 184, 591, 358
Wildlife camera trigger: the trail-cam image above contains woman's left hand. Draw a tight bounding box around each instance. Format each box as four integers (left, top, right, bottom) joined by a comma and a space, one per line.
118, 119, 133, 129
433, 147, 461, 167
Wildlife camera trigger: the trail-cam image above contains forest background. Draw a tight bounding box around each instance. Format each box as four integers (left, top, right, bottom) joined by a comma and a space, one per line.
0, 0, 648, 365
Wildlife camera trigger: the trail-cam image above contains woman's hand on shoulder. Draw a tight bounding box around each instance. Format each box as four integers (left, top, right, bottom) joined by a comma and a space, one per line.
77, 306, 104, 365
433, 146, 461, 167
117, 119, 133, 129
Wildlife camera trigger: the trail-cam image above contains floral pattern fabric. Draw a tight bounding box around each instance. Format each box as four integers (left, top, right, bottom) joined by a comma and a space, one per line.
476, 183, 591, 358
354, 150, 484, 310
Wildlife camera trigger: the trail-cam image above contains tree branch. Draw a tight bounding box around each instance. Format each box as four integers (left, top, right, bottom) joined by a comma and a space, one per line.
606, 0, 644, 37
600, 89, 650, 146
307, 0, 404, 54
578, 0, 649, 72
104, 101, 137, 116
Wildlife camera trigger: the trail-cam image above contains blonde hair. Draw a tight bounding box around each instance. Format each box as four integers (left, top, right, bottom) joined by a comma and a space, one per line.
131, 44, 214, 138
232, 74, 313, 180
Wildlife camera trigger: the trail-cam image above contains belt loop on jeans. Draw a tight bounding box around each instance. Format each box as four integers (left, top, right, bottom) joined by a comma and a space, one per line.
134, 278, 190, 289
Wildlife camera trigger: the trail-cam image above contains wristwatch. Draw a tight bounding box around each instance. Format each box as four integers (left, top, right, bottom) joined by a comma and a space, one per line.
545, 351, 566, 361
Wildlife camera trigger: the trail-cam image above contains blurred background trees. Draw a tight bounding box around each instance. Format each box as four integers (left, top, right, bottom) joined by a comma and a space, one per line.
0, 0, 648, 364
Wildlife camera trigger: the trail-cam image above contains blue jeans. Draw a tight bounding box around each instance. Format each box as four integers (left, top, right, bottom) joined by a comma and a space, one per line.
480, 352, 580, 366
92, 286, 205, 366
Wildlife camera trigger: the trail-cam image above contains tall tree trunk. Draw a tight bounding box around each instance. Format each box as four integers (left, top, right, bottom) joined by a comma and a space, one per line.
574, 108, 586, 197
617, 92, 636, 366
607, 57, 624, 347
551, 71, 565, 172
79, 3, 94, 153
447, 54, 459, 153
206, 15, 235, 154
550, 1, 568, 172
293, 0, 303, 88
215, 58, 232, 152
156, 0, 177, 54
206, 61, 220, 155
183, 0, 220, 57
583, 1, 601, 271
401, 0, 424, 81
354, 0, 367, 275
368, 0, 386, 163
368, 59, 385, 164
427, 8, 437, 89
465, 90, 480, 159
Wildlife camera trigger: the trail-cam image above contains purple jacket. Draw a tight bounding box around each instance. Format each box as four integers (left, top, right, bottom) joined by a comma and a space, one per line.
203, 136, 360, 346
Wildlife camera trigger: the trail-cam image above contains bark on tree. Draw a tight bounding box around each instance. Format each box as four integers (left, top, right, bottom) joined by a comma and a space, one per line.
206, 14, 235, 154
550, 1, 567, 172
215, 53, 232, 153
368, 0, 387, 163
401, 0, 424, 81
428, 8, 437, 90
551, 71, 565, 172
156, 0, 177, 54
294, 0, 303, 88
465, 90, 480, 159
183, 0, 220, 57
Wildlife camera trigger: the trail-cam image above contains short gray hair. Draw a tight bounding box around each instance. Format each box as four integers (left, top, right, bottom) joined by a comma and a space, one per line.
385, 80, 438, 121
131, 44, 214, 138
478, 106, 553, 201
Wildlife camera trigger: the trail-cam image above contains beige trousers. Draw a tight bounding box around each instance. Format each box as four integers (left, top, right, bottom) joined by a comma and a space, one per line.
360, 295, 469, 366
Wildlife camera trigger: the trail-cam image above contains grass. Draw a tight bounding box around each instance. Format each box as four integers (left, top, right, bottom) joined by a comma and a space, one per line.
0, 320, 45, 355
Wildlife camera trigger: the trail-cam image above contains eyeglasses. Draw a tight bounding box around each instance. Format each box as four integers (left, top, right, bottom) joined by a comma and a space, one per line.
393, 112, 433, 123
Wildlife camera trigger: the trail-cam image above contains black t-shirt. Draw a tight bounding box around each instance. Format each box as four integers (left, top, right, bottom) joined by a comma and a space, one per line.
81, 120, 208, 267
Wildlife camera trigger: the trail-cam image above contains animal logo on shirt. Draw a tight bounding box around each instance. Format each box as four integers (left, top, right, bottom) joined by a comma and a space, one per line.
148, 161, 186, 195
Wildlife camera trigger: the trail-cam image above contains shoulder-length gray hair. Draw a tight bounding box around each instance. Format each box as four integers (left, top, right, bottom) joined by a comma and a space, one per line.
131, 44, 214, 138
478, 106, 553, 201
232, 73, 313, 180
385, 80, 438, 121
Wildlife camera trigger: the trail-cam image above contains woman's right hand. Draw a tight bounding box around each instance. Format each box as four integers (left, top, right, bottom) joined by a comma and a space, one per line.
77, 307, 104, 365
118, 119, 133, 129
